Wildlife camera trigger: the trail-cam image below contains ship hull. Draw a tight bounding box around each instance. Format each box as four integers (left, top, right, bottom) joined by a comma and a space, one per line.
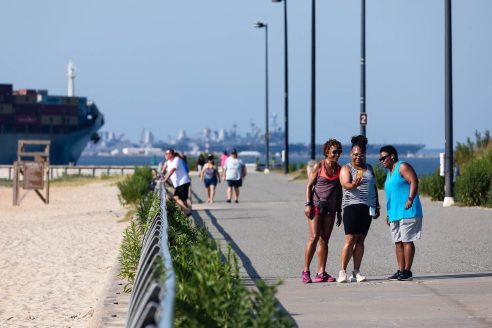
0, 114, 103, 165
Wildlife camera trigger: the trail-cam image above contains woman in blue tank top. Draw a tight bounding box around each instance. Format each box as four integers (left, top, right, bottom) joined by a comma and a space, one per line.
379, 145, 423, 281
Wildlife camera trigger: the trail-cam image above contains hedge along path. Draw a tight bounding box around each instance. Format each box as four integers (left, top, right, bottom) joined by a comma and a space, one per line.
0, 181, 127, 328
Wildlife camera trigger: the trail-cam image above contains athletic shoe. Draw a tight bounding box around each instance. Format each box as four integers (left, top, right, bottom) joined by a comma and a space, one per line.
302, 271, 312, 284
314, 272, 336, 283
226, 199, 231, 203
337, 270, 348, 283
353, 270, 366, 282
235, 200, 239, 203
398, 270, 413, 281
388, 270, 401, 281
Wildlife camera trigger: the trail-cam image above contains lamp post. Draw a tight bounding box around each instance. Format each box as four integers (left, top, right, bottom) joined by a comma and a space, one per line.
272, 0, 289, 174
310, 0, 316, 160
443, 0, 455, 207
360, 0, 366, 137
254, 22, 270, 173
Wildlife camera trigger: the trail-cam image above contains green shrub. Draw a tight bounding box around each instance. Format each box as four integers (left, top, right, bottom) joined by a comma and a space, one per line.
119, 220, 144, 292
288, 162, 297, 173
372, 164, 387, 190
455, 156, 492, 206
117, 166, 153, 206
419, 170, 445, 201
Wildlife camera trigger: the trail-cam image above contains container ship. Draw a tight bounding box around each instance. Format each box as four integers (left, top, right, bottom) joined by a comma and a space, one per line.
0, 80, 104, 165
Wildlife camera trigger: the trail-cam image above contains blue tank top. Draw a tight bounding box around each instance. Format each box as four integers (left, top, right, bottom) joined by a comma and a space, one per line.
384, 161, 423, 222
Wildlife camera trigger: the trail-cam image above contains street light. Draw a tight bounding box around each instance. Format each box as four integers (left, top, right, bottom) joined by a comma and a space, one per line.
272, 0, 289, 174
254, 21, 270, 173
310, 0, 316, 160
360, 0, 366, 137
444, 0, 455, 207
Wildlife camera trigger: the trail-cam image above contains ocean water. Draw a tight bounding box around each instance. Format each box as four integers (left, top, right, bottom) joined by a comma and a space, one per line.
78, 154, 440, 177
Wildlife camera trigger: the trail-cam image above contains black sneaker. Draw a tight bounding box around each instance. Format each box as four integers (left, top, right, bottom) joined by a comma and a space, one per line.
235, 200, 239, 203
398, 270, 413, 281
388, 270, 401, 281
226, 199, 231, 203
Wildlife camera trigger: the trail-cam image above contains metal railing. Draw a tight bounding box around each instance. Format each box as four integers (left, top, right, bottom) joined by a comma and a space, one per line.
0, 165, 158, 180
125, 180, 176, 328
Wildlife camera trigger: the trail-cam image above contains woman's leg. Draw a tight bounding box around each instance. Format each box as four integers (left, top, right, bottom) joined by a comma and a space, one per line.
317, 214, 336, 273
340, 234, 356, 271
353, 234, 367, 271
403, 242, 415, 271
395, 241, 404, 271
206, 186, 211, 202
303, 215, 320, 272
210, 185, 216, 203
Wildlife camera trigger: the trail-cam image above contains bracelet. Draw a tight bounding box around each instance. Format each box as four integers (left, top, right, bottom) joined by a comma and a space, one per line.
305, 201, 313, 206
408, 196, 414, 201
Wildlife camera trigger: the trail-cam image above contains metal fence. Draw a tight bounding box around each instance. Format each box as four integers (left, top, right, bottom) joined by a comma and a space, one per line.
125, 180, 176, 328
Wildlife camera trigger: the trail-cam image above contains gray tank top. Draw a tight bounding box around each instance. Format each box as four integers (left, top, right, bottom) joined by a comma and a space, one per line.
342, 163, 377, 209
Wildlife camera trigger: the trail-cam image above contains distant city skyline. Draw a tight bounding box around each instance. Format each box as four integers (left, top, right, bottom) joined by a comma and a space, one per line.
1, 1, 491, 149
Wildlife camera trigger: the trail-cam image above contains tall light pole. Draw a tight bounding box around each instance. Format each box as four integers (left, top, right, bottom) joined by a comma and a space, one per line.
310, 0, 316, 160
272, 0, 289, 174
360, 0, 366, 137
444, 0, 455, 207
254, 22, 270, 172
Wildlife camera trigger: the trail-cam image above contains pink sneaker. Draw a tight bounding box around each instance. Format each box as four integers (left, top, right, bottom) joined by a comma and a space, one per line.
302, 271, 312, 283
314, 272, 336, 283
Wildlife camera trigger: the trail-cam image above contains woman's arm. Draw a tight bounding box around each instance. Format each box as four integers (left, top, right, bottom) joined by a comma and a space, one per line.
304, 162, 320, 218
399, 162, 419, 209
340, 165, 362, 190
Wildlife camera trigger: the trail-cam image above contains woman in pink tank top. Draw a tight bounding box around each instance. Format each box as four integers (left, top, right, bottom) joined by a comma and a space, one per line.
301, 139, 343, 283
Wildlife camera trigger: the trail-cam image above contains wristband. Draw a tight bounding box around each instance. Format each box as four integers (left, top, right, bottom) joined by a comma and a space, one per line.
408, 196, 414, 201
305, 201, 313, 206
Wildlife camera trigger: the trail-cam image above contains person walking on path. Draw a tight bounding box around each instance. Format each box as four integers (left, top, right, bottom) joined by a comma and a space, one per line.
197, 154, 206, 173
200, 154, 221, 203
337, 135, 380, 283
161, 148, 192, 216
223, 149, 246, 203
302, 139, 343, 283
379, 145, 423, 281
220, 150, 229, 173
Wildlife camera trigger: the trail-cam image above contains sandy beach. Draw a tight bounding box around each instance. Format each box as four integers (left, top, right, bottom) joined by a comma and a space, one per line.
0, 180, 128, 327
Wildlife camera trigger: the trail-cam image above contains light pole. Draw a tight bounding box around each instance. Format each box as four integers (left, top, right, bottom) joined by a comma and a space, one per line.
310, 0, 316, 160
272, 0, 289, 174
444, 0, 455, 206
255, 21, 270, 173
360, 0, 366, 137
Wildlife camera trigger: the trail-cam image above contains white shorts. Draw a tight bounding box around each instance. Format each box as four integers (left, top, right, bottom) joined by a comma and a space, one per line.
390, 217, 422, 243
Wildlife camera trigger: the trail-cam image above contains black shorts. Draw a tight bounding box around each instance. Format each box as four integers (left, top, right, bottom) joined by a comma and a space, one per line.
174, 183, 190, 202
343, 204, 372, 235
226, 179, 242, 188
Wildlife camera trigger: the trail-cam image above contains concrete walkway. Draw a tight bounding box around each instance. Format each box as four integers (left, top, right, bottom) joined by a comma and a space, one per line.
190, 171, 492, 327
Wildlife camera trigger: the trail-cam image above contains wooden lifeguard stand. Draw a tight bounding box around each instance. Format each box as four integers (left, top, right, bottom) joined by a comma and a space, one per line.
13, 140, 50, 206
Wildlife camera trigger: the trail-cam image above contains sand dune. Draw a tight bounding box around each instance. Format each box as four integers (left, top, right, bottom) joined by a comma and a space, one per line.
0, 181, 127, 327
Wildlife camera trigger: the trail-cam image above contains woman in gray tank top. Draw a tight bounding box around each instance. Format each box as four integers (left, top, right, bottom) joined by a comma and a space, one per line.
336, 135, 380, 283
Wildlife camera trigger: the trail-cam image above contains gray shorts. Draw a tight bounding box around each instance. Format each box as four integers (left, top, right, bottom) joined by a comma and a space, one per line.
390, 217, 422, 243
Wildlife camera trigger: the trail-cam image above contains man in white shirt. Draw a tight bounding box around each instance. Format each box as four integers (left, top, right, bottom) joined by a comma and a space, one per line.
161, 148, 192, 216
222, 149, 246, 203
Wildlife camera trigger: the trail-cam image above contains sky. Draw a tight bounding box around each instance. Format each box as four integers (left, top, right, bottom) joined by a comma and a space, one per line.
1, 0, 491, 149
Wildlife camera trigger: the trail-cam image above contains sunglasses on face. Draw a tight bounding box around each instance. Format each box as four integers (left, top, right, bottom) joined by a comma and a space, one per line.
330, 150, 342, 155
379, 154, 391, 162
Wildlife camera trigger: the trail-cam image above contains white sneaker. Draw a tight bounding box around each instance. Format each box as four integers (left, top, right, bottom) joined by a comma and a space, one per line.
337, 270, 348, 283
353, 270, 366, 282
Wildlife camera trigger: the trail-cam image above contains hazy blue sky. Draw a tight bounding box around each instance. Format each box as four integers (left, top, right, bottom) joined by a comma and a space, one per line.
1, 0, 491, 148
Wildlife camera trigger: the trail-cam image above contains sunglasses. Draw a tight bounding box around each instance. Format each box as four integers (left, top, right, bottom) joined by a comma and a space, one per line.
379, 154, 391, 162
330, 150, 342, 155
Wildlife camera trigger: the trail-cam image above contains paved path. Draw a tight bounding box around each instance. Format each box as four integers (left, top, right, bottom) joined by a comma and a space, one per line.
190, 171, 492, 327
